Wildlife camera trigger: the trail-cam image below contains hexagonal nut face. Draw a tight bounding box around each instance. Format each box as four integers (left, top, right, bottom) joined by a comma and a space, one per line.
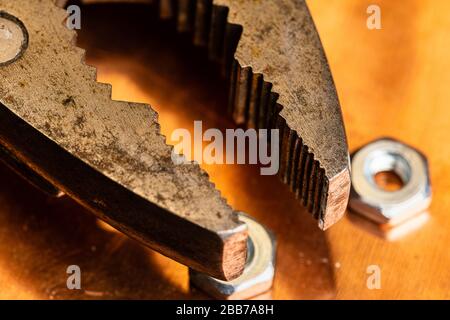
189, 213, 276, 300
349, 138, 432, 226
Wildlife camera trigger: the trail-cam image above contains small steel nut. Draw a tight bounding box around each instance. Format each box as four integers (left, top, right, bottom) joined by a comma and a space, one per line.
349, 138, 432, 226
189, 213, 276, 300
0, 11, 29, 66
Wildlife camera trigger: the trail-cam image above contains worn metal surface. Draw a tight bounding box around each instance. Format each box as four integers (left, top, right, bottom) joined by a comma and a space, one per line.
0, 15, 336, 296
87, 0, 351, 229
217, 0, 351, 230
0, 0, 349, 282
0, 0, 247, 281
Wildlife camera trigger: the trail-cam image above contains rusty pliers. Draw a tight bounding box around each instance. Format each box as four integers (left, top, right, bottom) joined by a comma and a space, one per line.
0, 0, 350, 281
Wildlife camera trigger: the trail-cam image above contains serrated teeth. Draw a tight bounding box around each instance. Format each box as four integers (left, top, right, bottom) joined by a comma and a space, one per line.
193, 0, 213, 46
208, 5, 228, 62
312, 163, 324, 218
160, 0, 177, 19
84, 65, 99, 82
258, 82, 273, 130
153, 0, 331, 222
177, 0, 196, 33
294, 143, 308, 199
95, 82, 113, 98
228, 62, 327, 219
222, 23, 242, 77
232, 64, 252, 125
278, 121, 291, 184
247, 73, 263, 129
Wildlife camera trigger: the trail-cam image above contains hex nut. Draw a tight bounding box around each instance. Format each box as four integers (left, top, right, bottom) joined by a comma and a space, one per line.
349, 138, 432, 226
189, 213, 276, 300
0, 11, 29, 66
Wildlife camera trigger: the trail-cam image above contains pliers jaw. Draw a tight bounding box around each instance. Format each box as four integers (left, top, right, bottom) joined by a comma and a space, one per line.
0, 0, 350, 280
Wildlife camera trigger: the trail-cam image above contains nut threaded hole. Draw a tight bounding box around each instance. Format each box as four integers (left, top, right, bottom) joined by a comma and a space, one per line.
365, 150, 412, 192
373, 170, 404, 192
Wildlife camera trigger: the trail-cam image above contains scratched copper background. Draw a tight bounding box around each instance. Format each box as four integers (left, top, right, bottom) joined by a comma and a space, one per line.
0, 0, 449, 299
